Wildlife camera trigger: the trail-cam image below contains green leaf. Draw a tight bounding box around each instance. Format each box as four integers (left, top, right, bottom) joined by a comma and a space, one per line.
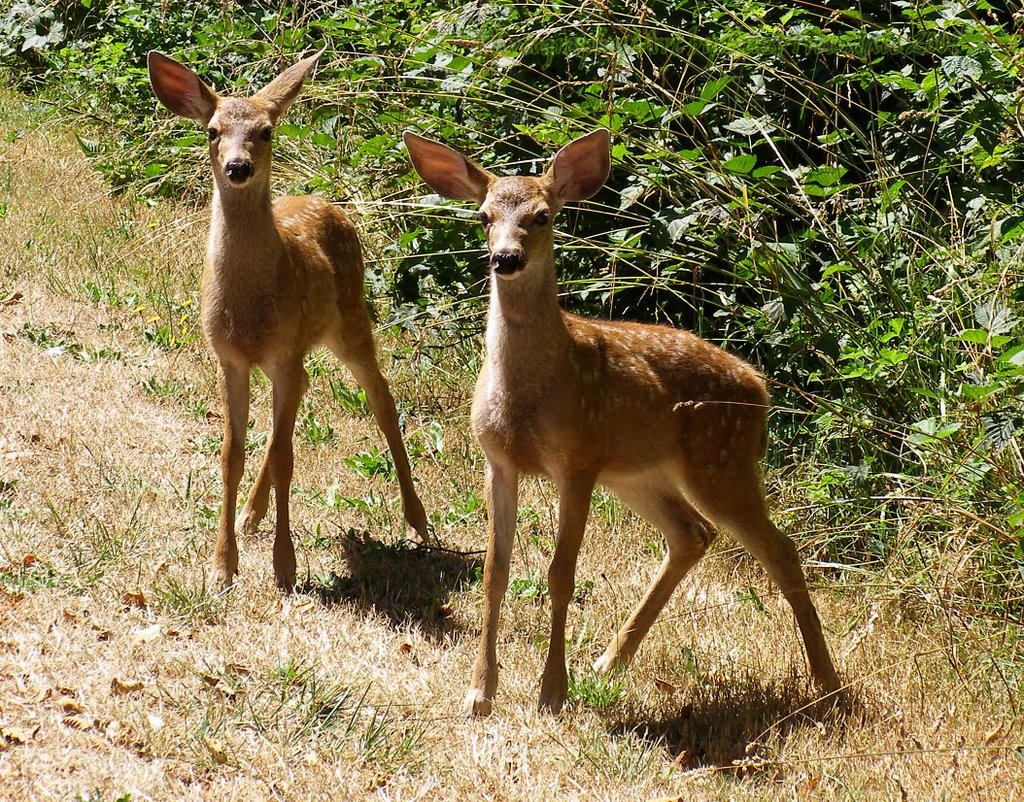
982, 412, 1019, 451
805, 166, 847, 186
975, 303, 1019, 336
941, 55, 982, 80
724, 117, 769, 136
699, 76, 734, 101
960, 328, 990, 344
723, 154, 757, 174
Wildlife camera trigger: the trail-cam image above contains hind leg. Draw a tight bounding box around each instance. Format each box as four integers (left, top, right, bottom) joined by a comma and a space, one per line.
681, 462, 840, 694
328, 319, 429, 544
236, 443, 273, 538
594, 472, 717, 674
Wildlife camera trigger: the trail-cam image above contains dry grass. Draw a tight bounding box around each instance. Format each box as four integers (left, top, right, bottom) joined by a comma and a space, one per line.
1, 94, 1022, 801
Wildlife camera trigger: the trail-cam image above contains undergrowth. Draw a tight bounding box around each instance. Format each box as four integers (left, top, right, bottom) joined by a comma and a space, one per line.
2, 0, 1022, 652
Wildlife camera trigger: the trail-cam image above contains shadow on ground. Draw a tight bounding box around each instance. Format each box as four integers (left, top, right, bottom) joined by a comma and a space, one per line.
607, 673, 860, 770
297, 529, 483, 641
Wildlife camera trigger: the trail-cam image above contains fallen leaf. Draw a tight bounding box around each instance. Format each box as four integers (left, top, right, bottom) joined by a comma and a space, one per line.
63, 714, 97, 731
0, 291, 22, 308
110, 677, 144, 696
21, 554, 37, 566
58, 697, 84, 714
203, 735, 229, 764
654, 677, 677, 695
91, 623, 112, 641
1, 724, 37, 745
200, 674, 220, 688
121, 592, 147, 609
807, 775, 822, 790
1, 588, 24, 606
984, 724, 1004, 745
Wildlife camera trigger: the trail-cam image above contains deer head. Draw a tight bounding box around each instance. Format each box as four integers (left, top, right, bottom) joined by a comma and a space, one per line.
148, 50, 323, 190
404, 130, 610, 279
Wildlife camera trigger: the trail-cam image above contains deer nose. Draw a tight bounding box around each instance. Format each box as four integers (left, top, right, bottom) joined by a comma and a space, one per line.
491, 251, 524, 275
224, 159, 253, 183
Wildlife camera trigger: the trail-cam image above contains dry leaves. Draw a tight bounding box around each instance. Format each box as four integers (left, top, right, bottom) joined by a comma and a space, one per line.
0, 290, 23, 309
121, 591, 148, 609
1, 724, 38, 748
653, 677, 677, 695
62, 607, 112, 640
110, 677, 144, 696
202, 735, 229, 764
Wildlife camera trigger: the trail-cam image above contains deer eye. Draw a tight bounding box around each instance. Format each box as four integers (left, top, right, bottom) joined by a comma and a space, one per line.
260, 127, 273, 142
534, 210, 551, 226
478, 212, 490, 227
207, 127, 219, 141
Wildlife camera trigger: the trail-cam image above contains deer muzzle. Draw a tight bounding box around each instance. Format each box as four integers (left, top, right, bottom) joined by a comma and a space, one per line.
491, 250, 525, 275
224, 159, 254, 183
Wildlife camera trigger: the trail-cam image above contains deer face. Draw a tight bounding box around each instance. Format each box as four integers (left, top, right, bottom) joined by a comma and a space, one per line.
205, 98, 274, 188
476, 177, 556, 277
404, 130, 610, 280
147, 50, 323, 192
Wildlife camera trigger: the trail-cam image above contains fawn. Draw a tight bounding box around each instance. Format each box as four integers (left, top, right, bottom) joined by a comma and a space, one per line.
147, 50, 429, 591
405, 129, 840, 715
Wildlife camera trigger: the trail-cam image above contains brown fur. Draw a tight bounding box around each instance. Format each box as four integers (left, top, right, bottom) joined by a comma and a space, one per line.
405, 129, 839, 716
148, 51, 429, 590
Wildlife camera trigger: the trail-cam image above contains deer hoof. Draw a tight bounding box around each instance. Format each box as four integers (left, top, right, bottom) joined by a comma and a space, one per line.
463, 687, 493, 717
235, 508, 260, 538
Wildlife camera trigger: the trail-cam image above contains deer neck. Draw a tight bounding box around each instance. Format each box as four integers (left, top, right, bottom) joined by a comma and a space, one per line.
485, 252, 569, 388
206, 175, 283, 285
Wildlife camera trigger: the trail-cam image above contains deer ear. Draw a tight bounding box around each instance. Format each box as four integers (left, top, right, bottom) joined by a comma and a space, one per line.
403, 131, 494, 203
148, 51, 218, 123
546, 129, 610, 202
253, 48, 324, 122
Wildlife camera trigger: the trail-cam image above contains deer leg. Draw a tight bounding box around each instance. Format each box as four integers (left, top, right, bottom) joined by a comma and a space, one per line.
213, 361, 250, 588
682, 463, 840, 695
538, 473, 596, 714
464, 460, 518, 717
594, 476, 716, 674
262, 362, 308, 592
236, 440, 273, 538
330, 330, 429, 544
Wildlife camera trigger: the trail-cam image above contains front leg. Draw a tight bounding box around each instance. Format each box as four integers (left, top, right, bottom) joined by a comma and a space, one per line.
464, 460, 518, 717
538, 472, 595, 713
214, 361, 250, 588
263, 362, 309, 592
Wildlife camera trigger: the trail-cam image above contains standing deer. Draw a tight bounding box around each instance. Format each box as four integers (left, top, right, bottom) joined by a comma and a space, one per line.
147, 50, 429, 591
404, 129, 840, 715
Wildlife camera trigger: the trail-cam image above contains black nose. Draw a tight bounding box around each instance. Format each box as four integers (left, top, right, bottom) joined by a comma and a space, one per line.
491, 251, 524, 275
224, 160, 253, 182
